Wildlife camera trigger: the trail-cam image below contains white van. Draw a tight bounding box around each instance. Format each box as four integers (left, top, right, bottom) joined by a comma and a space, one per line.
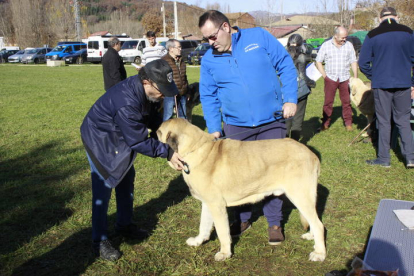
86, 34, 131, 63
119, 37, 168, 64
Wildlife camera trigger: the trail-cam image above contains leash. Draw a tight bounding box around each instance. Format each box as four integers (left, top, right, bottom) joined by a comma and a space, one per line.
214, 111, 291, 141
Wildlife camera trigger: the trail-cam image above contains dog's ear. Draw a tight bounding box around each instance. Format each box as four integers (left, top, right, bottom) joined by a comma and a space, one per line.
166, 131, 179, 152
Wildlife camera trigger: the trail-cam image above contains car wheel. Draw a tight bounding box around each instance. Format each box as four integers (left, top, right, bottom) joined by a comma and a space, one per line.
34, 58, 39, 64
134, 56, 141, 65
76, 57, 84, 64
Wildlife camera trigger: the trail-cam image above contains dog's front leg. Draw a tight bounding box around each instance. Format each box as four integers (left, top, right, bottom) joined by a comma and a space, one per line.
207, 202, 232, 261
186, 201, 214, 247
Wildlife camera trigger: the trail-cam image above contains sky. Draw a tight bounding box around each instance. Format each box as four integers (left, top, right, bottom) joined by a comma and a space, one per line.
173, 0, 356, 14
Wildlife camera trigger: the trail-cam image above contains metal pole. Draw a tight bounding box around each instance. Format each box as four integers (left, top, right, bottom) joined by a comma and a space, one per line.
174, 1, 178, 39
161, 3, 166, 37
74, 0, 81, 41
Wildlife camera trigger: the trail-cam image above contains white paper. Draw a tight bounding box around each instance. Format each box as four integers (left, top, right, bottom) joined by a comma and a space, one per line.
306, 62, 322, 82
131, 63, 142, 69
393, 209, 414, 229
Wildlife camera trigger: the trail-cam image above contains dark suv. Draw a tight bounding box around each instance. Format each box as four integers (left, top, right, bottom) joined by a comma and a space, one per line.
178, 40, 199, 63
0, 49, 20, 63
187, 43, 212, 65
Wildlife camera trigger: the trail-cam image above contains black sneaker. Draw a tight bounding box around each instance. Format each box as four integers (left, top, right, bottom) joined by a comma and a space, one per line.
115, 223, 149, 240
366, 159, 390, 168
94, 240, 121, 261
230, 221, 251, 237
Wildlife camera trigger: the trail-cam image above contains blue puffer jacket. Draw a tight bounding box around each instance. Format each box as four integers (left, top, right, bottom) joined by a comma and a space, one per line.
200, 27, 298, 134
359, 18, 414, 89
80, 75, 170, 188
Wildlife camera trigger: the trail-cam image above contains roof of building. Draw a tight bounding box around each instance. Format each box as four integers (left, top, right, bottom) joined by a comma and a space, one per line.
264, 25, 302, 38
272, 15, 340, 26
225, 12, 255, 20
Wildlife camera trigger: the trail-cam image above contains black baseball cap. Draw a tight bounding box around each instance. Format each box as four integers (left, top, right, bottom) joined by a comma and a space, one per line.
144, 59, 179, 97
380, 7, 397, 18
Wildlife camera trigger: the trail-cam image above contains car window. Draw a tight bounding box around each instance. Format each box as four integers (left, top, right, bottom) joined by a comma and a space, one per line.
27, 49, 38, 54
88, 41, 99, 50
63, 46, 72, 53
104, 41, 108, 49
122, 40, 138, 49
74, 45, 81, 51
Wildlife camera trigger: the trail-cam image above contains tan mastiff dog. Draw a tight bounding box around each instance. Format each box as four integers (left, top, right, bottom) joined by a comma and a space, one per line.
157, 118, 326, 262
349, 77, 375, 136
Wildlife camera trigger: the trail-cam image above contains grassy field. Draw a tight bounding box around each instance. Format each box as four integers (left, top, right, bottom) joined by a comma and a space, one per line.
1, 63, 413, 276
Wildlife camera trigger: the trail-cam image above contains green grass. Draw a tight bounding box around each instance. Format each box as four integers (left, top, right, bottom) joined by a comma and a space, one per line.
1, 63, 413, 276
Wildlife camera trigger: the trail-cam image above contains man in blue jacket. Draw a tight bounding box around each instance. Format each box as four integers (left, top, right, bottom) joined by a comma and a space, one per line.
198, 10, 298, 245
359, 7, 414, 168
80, 59, 184, 261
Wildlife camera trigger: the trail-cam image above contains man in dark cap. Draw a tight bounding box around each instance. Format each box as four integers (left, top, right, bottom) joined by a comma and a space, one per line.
80, 59, 185, 261
359, 7, 414, 168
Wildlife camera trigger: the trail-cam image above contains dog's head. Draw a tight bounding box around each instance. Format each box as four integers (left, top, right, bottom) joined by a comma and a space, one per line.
157, 118, 212, 154
349, 77, 371, 97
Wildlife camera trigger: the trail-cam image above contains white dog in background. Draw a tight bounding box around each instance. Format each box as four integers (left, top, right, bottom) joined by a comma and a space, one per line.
349, 77, 375, 136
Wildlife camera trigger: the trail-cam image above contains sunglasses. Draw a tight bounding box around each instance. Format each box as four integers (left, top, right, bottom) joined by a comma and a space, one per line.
203, 22, 224, 41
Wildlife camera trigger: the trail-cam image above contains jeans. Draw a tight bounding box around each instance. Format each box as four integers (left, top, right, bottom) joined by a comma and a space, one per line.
223, 121, 286, 227
87, 153, 135, 243
163, 95, 187, 121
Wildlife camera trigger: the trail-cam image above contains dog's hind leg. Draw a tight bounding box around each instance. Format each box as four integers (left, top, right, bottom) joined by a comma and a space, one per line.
186, 201, 214, 247
286, 188, 326, 262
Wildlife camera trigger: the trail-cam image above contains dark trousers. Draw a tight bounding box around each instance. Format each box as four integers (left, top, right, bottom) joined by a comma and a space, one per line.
87, 153, 135, 243
286, 97, 308, 141
373, 88, 414, 162
223, 121, 286, 227
322, 77, 352, 127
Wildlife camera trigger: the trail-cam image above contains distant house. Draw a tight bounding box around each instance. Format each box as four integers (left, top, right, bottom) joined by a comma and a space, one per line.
269, 15, 341, 39
271, 15, 340, 28
225, 12, 256, 29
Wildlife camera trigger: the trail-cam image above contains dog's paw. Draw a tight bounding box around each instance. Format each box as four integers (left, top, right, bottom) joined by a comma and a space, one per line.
301, 232, 314, 240
309, 251, 326, 262
214, 252, 232, 261
186, 237, 203, 247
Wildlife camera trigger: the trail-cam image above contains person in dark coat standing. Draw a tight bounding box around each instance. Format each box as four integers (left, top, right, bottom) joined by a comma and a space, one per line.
102, 37, 127, 91
286, 34, 316, 141
81, 59, 184, 261
358, 7, 414, 168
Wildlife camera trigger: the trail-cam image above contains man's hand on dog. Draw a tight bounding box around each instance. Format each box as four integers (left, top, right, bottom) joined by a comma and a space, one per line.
170, 152, 185, 171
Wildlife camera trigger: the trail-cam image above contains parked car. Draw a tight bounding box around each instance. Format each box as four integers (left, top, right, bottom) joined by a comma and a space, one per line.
46, 43, 86, 61
187, 43, 212, 65
21, 47, 52, 64
179, 40, 199, 63
7, 49, 26, 63
0, 49, 20, 63
64, 48, 87, 64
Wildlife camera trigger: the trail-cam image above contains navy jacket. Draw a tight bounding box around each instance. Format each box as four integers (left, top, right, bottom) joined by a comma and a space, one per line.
359, 18, 414, 89
80, 76, 170, 188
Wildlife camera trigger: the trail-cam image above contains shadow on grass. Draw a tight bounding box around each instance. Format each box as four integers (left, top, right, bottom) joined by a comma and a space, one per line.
191, 114, 206, 130
11, 174, 190, 275
0, 140, 85, 257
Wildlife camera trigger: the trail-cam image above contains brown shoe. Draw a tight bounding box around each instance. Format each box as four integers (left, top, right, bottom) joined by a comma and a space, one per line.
345, 125, 353, 131
230, 221, 251, 237
268, 225, 284, 245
